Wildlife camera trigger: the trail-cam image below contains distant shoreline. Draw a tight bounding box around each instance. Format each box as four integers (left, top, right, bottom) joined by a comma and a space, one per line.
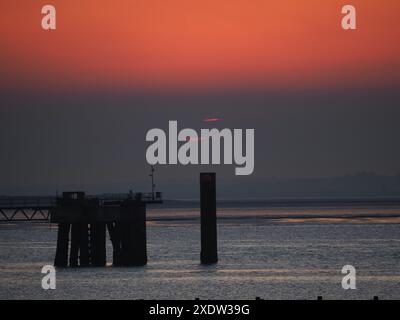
150, 197, 400, 209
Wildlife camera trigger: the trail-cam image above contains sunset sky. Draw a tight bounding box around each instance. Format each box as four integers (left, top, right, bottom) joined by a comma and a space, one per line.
1, 1, 400, 197
1, 0, 399, 92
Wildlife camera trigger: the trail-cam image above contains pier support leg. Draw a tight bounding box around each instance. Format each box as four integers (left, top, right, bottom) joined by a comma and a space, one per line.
54, 223, 70, 267
107, 222, 123, 266
79, 223, 90, 267
91, 223, 106, 266
200, 172, 218, 264
69, 223, 80, 267
120, 201, 147, 266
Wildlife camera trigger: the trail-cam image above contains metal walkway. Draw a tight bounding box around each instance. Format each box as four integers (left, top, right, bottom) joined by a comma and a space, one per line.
0, 192, 162, 222
0, 197, 54, 221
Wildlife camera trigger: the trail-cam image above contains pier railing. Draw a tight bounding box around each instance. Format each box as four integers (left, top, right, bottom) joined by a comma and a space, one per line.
0, 196, 55, 221
0, 192, 162, 222
0, 196, 57, 209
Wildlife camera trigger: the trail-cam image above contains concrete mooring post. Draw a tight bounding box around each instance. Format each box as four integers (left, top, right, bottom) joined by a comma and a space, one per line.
200, 172, 218, 264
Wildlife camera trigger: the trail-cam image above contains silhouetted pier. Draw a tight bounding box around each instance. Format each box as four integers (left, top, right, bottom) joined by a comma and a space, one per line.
1, 173, 221, 266
51, 173, 219, 267
52, 192, 160, 267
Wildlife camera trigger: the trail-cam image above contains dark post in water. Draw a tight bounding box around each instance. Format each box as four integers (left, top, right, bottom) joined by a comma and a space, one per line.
200, 172, 218, 264
120, 199, 147, 266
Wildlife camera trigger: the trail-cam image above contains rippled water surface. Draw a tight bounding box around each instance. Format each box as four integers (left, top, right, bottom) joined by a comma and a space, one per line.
0, 206, 399, 300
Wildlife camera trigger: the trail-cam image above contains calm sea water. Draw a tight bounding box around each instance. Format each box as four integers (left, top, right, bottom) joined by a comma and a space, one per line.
1, 205, 400, 300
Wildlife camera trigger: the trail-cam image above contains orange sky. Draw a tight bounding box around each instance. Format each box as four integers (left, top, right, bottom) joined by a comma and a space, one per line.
1, 0, 399, 92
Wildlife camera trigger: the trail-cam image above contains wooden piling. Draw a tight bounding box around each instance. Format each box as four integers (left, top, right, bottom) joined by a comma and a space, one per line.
69, 223, 81, 267
200, 172, 218, 264
90, 222, 106, 266
79, 223, 90, 267
120, 200, 147, 266
107, 222, 123, 266
54, 223, 70, 267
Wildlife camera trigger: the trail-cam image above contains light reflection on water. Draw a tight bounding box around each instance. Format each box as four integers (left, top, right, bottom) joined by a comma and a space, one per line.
0, 207, 399, 299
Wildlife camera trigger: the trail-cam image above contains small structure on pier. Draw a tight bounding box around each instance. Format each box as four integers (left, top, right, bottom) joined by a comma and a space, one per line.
51, 191, 161, 267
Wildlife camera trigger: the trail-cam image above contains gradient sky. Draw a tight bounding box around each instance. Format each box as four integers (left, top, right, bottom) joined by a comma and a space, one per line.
1, 1, 400, 198
1, 0, 400, 92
